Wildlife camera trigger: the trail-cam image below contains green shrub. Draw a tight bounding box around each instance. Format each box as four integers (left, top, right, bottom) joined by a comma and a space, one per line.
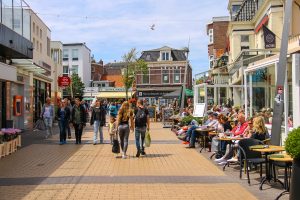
181, 115, 202, 126
285, 127, 300, 159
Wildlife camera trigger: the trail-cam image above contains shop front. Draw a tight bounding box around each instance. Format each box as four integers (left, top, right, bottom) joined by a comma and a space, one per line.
137, 89, 178, 107
33, 78, 51, 123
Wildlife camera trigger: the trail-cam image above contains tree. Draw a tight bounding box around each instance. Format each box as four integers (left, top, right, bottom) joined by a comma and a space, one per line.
122, 48, 148, 100
67, 73, 85, 98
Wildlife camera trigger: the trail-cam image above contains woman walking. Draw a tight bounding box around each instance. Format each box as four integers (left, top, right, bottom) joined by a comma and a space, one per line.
90, 99, 106, 144
117, 101, 134, 159
41, 97, 54, 139
57, 100, 71, 145
71, 98, 86, 144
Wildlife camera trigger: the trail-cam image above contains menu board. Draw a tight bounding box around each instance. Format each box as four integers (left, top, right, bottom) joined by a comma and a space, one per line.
194, 103, 206, 117
162, 108, 174, 128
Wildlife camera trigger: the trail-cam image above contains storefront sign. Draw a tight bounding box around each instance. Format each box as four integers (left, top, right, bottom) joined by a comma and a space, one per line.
137, 91, 171, 97
58, 76, 71, 87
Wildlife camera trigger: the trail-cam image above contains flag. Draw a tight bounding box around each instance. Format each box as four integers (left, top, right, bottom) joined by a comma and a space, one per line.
263, 25, 276, 49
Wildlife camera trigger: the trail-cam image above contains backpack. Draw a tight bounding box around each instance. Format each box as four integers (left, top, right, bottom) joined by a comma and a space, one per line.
135, 108, 147, 127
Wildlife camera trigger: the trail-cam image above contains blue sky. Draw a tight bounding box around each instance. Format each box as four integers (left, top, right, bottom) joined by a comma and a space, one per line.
26, 0, 229, 75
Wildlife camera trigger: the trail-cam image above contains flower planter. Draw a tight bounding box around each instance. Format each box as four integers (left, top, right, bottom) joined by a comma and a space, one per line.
5, 141, 12, 155
17, 135, 21, 147
12, 138, 17, 152
0, 143, 5, 158
290, 158, 300, 200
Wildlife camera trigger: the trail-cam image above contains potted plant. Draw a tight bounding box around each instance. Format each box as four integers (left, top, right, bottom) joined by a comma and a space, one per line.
285, 127, 300, 200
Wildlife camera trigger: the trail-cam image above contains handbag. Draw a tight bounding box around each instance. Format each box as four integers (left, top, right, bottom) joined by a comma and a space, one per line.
145, 130, 151, 147
112, 132, 120, 153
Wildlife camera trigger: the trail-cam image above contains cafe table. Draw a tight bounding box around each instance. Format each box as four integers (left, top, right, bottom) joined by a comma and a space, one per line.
195, 127, 215, 152
269, 154, 293, 200
250, 145, 285, 190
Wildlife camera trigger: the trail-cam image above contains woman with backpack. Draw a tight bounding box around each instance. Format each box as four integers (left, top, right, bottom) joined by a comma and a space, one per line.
117, 101, 134, 159
90, 99, 106, 144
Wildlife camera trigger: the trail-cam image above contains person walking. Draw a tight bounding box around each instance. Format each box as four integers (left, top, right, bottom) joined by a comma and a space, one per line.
134, 99, 150, 157
71, 98, 86, 144
57, 100, 71, 145
41, 97, 54, 138
109, 102, 118, 118
90, 99, 106, 144
117, 101, 134, 159
65, 98, 73, 139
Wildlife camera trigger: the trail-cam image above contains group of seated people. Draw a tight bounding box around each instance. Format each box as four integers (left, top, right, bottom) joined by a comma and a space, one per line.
179, 106, 270, 166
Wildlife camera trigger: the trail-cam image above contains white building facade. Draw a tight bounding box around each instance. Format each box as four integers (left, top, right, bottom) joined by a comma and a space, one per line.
62, 43, 91, 87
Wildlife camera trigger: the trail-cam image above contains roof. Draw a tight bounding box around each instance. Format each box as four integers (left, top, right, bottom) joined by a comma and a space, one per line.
63, 43, 91, 52
140, 46, 187, 62
101, 74, 124, 87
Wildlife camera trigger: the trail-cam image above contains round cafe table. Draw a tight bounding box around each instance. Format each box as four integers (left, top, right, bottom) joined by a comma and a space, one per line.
269, 154, 293, 200
251, 145, 285, 190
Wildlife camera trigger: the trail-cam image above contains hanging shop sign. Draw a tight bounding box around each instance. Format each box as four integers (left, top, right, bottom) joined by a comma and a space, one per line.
58, 76, 71, 87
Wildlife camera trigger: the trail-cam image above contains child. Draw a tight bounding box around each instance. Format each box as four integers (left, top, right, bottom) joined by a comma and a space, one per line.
108, 116, 117, 145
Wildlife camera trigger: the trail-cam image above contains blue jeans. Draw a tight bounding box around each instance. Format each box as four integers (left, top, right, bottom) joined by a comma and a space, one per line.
186, 125, 198, 141
59, 120, 67, 142
44, 118, 53, 137
135, 127, 146, 152
93, 120, 104, 143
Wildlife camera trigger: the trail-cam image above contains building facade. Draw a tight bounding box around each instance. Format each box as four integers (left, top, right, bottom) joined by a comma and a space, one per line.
50, 41, 63, 104
62, 43, 91, 85
137, 46, 192, 107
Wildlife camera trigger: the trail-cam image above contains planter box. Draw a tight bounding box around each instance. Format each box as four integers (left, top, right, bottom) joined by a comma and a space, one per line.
12, 138, 17, 152
17, 135, 21, 147
5, 141, 12, 155
0, 143, 5, 158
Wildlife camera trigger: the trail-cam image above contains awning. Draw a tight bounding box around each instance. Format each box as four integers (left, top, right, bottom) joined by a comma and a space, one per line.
255, 15, 269, 33
83, 97, 94, 101
98, 91, 127, 98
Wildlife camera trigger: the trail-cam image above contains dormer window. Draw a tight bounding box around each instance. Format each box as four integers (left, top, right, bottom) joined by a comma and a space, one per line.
161, 52, 170, 61
146, 54, 151, 61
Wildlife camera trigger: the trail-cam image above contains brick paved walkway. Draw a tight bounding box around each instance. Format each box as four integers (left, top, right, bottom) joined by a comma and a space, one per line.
0, 123, 262, 200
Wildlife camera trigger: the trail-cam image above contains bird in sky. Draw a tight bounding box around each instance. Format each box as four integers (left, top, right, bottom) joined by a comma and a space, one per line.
150, 24, 155, 30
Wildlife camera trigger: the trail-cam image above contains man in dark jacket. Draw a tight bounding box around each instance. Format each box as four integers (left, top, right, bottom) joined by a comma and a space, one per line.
90, 99, 106, 144
71, 98, 86, 144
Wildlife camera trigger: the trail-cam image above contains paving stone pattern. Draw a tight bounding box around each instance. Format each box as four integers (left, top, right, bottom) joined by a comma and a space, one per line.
0, 122, 281, 200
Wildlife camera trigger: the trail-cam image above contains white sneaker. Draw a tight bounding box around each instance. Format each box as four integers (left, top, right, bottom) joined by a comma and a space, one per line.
122, 154, 127, 159
227, 157, 238, 162
214, 158, 226, 163
218, 161, 228, 165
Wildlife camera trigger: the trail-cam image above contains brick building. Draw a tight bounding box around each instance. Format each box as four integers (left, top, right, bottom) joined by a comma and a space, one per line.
91, 59, 104, 81
136, 46, 192, 107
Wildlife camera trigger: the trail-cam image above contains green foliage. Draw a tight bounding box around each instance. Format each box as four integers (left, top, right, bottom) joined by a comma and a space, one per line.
181, 115, 202, 126
285, 127, 300, 159
122, 48, 148, 100
67, 73, 85, 98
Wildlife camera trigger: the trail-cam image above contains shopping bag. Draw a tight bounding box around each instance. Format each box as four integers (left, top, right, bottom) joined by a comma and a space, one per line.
112, 138, 120, 153
145, 131, 151, 147
33, 119, 46, 131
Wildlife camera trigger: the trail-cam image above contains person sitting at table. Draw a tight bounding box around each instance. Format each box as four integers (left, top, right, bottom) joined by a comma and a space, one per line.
214, 113, 248, 164
187, 112, 219, 148
249, 116, 270, 141
211, 114, 233, 153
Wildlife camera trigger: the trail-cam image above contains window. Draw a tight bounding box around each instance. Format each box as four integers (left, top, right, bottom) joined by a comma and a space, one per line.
13, 19, 21, 29
36, 25, 39, 35
162, 52, 170, 61
71, 65, 78, 74
142, 71, 149, 84
33, 22, 35, 34
232, 5, 241, 16
36, 41, 39, 51
162, 69, 169, 83
40, 29, 43, 39
146, 54, 151, 61
72, 49, 79, 61
173, 69, 180, 83
241, 46, 250, 51
241, 35, 249, 42
40, 43, 42, 53
33, 38, 35, 49
63, 66, 69, 74
209, 55, 214, 68
209, 29, 214, 44
63, 49, 69, 61
47, 37, 50, 57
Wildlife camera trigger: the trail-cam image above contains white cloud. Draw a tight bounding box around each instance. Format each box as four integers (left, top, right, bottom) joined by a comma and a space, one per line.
26, 0, 229, 74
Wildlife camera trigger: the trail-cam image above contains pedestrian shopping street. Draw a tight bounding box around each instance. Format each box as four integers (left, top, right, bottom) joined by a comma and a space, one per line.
0, 123, 289, 200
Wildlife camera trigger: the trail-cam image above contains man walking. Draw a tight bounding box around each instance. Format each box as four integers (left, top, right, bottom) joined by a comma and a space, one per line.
41, 97, 54, 138
71, 98, 86, 144
134, 99, 150, 157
